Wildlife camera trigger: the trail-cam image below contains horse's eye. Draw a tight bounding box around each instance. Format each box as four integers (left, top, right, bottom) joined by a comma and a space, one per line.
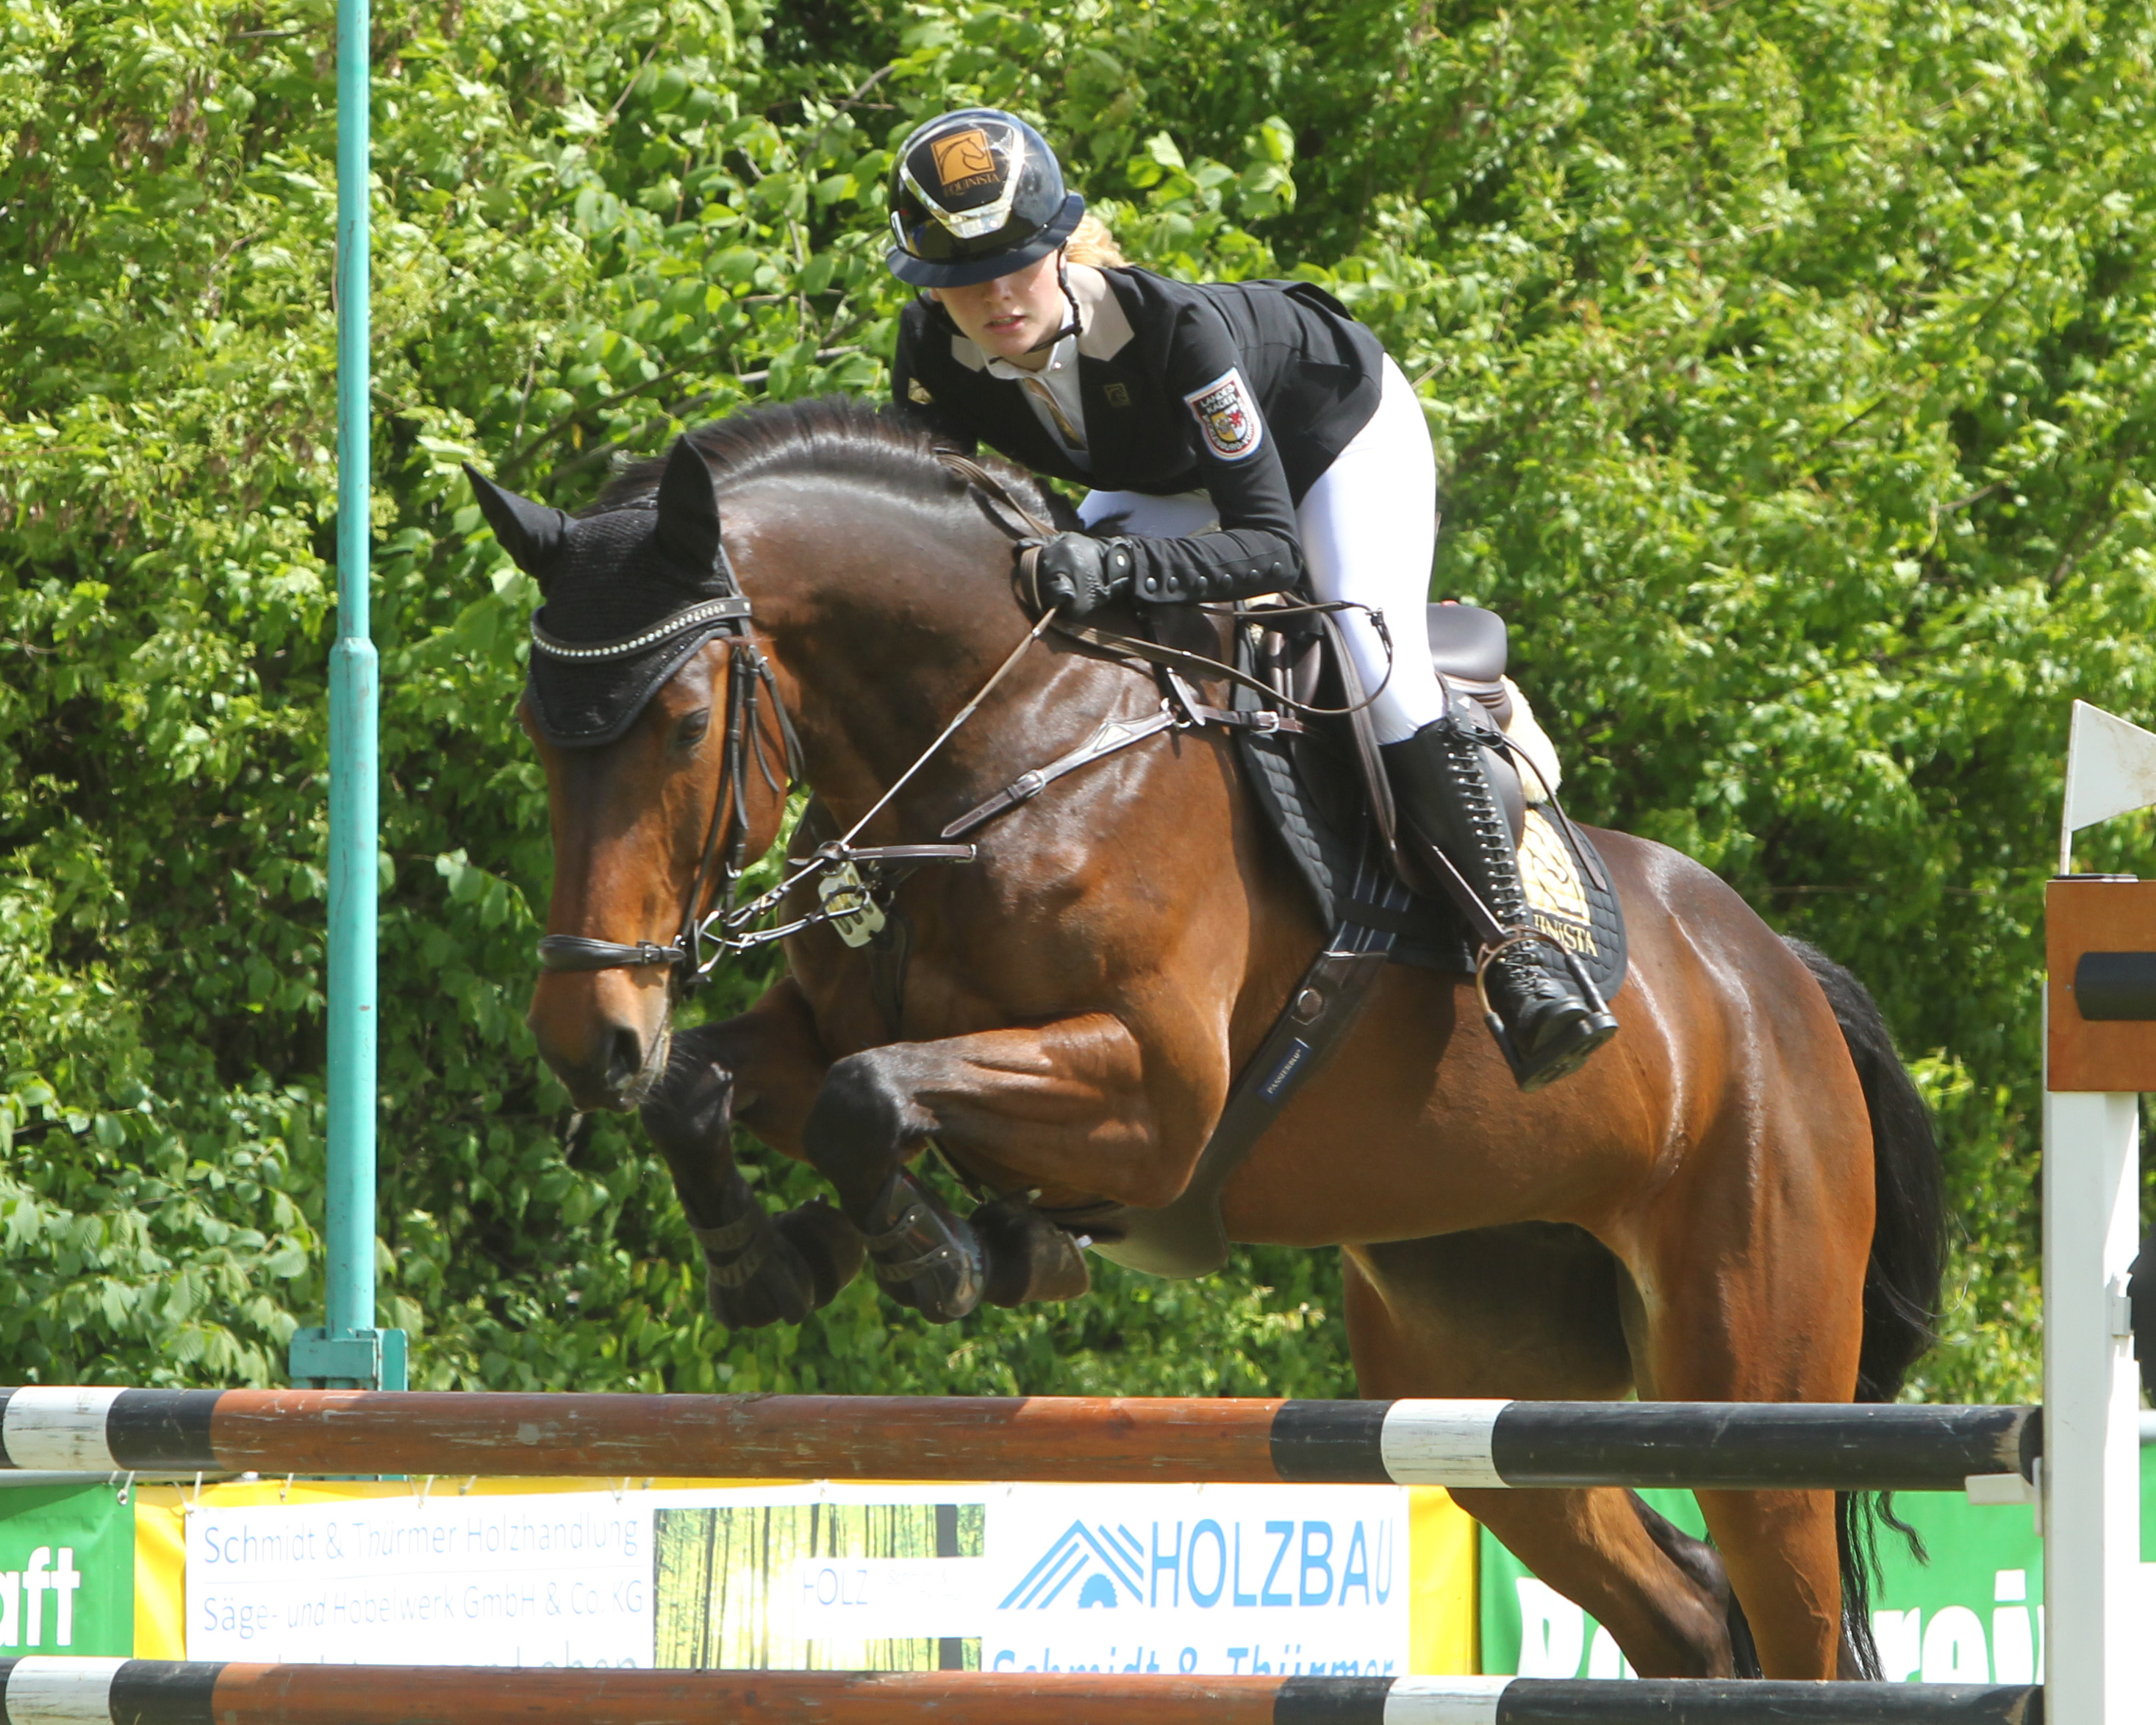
674, 708, 712, 748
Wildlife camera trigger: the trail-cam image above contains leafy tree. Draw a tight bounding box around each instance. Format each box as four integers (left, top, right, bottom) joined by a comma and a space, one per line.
7, 0, 2154, 1400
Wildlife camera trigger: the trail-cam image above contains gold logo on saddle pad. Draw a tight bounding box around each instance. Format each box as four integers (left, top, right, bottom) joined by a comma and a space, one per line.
1518, 808, 1594, 957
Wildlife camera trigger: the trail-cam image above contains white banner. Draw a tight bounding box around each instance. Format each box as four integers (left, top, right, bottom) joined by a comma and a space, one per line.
187, 1493, 651, 1666
184, 1479, 1412, 1676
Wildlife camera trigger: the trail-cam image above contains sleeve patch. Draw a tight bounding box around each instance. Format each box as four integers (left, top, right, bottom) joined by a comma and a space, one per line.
1182, 366, 1266, 462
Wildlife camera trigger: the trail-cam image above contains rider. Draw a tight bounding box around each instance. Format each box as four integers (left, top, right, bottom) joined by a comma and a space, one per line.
884, 107, 1616, 1091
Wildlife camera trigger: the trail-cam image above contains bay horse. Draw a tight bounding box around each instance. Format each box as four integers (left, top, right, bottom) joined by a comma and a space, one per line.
473, 398, 1944, 1684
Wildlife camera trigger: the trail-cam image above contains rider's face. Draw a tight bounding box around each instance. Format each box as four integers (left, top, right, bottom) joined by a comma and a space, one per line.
930, 251, 1065, 365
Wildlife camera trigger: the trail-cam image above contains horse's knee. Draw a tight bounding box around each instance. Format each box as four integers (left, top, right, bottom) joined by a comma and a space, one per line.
640, 1031, 736, 1160
803, 1051, 927, 1201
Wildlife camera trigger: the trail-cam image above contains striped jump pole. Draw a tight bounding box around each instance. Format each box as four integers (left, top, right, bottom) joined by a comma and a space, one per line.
0, 1662, 2043, 1725
0, 1390, 2036, 1490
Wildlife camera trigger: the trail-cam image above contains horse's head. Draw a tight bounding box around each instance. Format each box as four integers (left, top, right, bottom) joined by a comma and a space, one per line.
469, 439, 793, 1112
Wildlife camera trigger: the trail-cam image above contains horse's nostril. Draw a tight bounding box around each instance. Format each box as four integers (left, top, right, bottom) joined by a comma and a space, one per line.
605, 1026, 645, 1093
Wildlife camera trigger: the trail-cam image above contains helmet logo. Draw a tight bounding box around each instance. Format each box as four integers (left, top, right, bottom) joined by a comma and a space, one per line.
931, 128, 1000, 197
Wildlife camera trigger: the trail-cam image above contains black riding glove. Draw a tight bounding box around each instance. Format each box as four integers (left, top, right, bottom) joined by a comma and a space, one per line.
1022, 532, 1135, 620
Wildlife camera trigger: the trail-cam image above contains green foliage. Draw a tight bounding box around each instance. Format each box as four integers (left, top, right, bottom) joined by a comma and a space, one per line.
7, 0, 2154, 1400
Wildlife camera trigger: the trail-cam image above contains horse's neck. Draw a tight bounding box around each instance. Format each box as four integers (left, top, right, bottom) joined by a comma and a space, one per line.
751, 479, 1096, 832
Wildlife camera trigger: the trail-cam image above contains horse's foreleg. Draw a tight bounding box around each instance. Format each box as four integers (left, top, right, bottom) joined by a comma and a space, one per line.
640, 978, 864, 1329
801, 1013, 1160, 1321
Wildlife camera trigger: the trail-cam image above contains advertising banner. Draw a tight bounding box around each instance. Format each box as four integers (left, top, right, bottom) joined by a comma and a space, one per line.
187, 1489, 651, 1666
177, 1479, 1466, 1674
0, 1484, 135, 1657
975, 1483, 1408, 1678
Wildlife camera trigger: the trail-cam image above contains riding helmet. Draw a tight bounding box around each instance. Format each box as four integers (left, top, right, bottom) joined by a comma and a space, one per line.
885, 108, 1085, 288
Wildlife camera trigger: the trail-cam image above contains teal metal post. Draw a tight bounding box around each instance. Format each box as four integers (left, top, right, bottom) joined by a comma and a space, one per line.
290, 0, 406, 1392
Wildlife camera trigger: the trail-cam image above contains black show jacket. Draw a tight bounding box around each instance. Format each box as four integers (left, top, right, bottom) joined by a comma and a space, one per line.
891, 265, 1386, 598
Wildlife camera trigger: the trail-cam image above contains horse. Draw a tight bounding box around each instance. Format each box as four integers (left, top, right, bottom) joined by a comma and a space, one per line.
470, 396, 1945, 1684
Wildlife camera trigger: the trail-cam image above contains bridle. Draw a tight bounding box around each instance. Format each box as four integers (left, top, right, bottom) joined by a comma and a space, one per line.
529, 529, 821, 995
530, 494, 997, 994
529, 455, 1398, 995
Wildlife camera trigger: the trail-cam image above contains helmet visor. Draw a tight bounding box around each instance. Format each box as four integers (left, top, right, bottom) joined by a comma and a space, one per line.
888, 204, 1048, 265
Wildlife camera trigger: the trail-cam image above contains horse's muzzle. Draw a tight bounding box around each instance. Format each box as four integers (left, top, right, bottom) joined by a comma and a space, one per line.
529, 974, 672, 1112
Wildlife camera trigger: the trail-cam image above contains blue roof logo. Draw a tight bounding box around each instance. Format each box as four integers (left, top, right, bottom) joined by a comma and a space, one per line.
997, 1520, 1146, 1610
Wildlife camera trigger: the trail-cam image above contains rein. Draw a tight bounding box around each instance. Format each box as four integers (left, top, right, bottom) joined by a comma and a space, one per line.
533, 451, 1396, 989
945, 449, 1397, 721
533, 476, 1053, 990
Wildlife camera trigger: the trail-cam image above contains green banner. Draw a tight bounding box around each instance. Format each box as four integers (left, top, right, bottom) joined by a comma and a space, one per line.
1478, 1452, 2156, 1679
0, 1484, 135, 1657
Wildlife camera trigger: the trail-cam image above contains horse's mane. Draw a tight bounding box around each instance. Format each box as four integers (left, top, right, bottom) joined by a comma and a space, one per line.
590, 394, 1072, 528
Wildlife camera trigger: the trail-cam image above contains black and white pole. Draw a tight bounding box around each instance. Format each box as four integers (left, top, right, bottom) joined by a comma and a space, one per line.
0, 1386, 2036, 1491
0, 1660, 2044, 1724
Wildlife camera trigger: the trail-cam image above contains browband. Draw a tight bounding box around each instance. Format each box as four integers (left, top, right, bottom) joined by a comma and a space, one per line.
530, 595, 753, 662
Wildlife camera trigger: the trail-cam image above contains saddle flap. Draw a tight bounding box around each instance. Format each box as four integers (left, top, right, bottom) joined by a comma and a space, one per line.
1426, 602, 1508, 683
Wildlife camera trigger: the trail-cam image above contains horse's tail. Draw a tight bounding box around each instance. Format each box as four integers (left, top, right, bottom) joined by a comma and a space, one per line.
1786, 935, 1948, 1679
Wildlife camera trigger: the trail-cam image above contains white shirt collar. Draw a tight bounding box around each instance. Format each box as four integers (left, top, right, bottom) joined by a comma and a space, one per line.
982, 326, 1078, 383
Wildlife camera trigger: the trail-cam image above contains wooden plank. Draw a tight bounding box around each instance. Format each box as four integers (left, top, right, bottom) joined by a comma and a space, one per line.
2046, 876, 2156, 1091
207, 1392, 1289, 1482
207, 1667, 1288, 1725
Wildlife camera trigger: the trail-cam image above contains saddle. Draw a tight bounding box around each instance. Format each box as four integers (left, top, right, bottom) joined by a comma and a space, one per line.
1044, 601, 1629, 1279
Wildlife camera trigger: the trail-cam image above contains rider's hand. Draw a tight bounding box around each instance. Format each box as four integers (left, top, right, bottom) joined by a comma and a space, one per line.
1022, 532, 1136, 619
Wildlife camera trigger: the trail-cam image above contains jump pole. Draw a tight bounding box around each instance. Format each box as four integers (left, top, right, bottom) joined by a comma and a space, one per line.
287, 0, 403, 1390
0, 1390, 2036, 1488
0, 1663, 2043, 1725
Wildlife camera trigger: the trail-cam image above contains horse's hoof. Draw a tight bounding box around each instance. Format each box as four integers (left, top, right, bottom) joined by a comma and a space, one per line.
862, 1174, 984, 1321
973, 1195, 1092, 1307
773, 1198, 867, 1309
695, 1195, 818, 1330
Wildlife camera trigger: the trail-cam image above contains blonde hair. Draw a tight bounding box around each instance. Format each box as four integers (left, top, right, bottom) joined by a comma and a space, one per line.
1065, 212, 1127, 268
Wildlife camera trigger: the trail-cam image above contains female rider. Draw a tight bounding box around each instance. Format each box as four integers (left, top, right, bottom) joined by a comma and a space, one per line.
884, 108, 1615, 1090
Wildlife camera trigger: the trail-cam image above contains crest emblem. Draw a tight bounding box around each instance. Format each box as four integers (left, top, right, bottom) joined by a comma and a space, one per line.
1183, 367, 1264, 462
930, 127, 1000, 198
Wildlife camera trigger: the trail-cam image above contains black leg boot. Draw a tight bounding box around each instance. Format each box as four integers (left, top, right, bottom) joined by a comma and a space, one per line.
1382, 716, 1619, 1090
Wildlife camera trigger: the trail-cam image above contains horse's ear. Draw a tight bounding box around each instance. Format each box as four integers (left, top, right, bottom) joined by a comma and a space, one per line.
654, 436, 723, 580
465, 463, 571, 583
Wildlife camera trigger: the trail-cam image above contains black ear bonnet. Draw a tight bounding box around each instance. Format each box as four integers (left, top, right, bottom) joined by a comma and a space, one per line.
465, 443, 751, 747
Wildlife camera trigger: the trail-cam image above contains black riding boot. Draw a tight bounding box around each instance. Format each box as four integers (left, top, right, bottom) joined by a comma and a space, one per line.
1382, 717, 1618, 1091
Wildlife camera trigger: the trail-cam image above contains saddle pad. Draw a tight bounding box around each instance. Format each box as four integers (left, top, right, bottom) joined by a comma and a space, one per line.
1236, 718, 1628, 1001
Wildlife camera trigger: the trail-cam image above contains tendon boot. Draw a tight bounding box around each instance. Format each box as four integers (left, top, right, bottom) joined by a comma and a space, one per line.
1381, 717, 1618, 1090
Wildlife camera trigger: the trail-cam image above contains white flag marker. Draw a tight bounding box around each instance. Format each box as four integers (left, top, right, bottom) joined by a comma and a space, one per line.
2060, 700, 2156, 874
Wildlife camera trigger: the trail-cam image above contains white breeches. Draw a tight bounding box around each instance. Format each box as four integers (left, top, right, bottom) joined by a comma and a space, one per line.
1077, 354, 1444, 744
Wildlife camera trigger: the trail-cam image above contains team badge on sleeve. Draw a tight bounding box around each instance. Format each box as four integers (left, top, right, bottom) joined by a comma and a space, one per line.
1183, 367, 1265, 461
